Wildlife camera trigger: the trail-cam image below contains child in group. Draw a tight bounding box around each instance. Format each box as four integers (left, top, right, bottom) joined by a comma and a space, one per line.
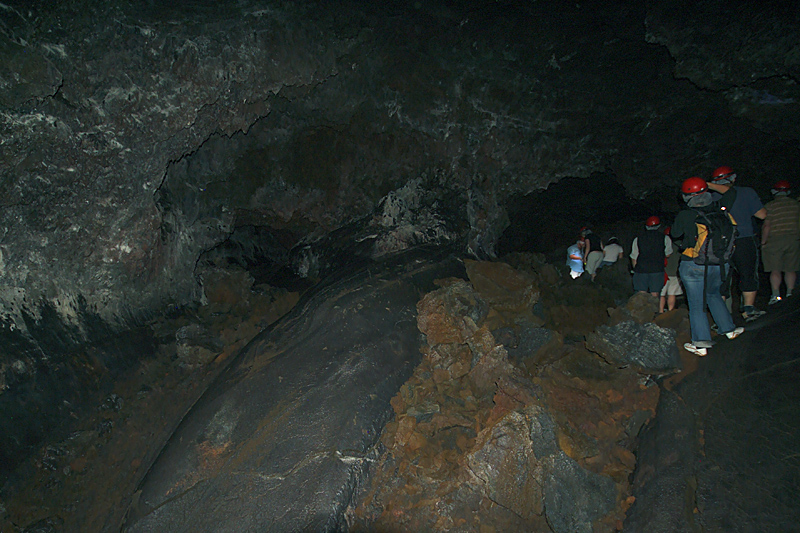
659, 227, 683, 313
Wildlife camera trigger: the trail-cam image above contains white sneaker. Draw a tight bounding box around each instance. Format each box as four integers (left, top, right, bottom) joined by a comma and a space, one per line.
684, 342, 708, 356
769, 295, 782, 305
725, 327, 744, 340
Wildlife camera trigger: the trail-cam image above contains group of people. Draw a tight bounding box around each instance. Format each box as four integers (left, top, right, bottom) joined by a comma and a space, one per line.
567, 166, 800, 357
566, 230, 623, 281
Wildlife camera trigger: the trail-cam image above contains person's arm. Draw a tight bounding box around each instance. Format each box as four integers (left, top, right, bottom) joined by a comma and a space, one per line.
671, 212, 689, 251
707, 182, 731, 194
761, 219, 771, 245
753, 207, 767, 220
630, 238, 639, 267
707, 181, 731, 194
664, 235, 674, 257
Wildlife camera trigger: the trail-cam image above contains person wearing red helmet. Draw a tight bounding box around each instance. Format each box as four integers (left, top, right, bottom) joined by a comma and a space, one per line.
671, 177, 742, 356
761, 180, 800, 304
630, 216, 673, 297
708, 165, 768, 322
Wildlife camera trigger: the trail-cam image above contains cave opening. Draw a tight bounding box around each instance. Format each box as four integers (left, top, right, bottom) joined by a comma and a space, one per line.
497, 172, 668, 260
2, 0, 800, 530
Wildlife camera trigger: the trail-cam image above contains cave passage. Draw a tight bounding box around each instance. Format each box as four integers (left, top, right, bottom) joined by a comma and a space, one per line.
2, 0, 800, 530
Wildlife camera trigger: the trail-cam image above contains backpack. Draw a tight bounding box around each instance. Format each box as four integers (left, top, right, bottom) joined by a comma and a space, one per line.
685, 207, 737, 265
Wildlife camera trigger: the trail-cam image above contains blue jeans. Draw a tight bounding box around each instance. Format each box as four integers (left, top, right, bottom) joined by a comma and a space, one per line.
679, 260, 736, 344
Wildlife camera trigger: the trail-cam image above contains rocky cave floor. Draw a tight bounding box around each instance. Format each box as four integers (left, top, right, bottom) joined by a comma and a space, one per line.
1, 254, 798, 532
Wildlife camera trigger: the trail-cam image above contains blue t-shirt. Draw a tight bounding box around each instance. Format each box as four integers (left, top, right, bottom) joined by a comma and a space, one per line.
567, 244, 584, 273
713, 186, 764, 238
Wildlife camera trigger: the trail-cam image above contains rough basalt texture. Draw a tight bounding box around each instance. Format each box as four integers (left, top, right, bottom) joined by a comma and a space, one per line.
586, 320, 681, 375
2, 0, 799, 344
1, 0, 799, 486
348, 261, 660, 532
645, 0, 800, 144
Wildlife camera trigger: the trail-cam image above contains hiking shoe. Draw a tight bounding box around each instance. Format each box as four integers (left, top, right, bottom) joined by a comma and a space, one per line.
684, 342, 708, 356
742, 309, 766, 322
768, 295, 782, 305
724, 327, 744, 340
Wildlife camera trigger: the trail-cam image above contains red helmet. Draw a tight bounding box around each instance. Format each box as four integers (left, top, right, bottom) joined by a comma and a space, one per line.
646, 216, 660, 227
681, 176, 708, 195
711, 165, 736, 183
773, 180, 791, 191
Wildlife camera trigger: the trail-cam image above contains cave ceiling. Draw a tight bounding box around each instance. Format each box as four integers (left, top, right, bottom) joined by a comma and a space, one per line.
1, 0, 798, 340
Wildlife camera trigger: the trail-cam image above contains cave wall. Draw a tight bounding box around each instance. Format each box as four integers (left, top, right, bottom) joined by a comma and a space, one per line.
1, 0, 799, 479
2, 0, 799, 345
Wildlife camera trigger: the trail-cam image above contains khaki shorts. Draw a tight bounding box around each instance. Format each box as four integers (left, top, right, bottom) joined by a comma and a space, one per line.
660, 275, 684, 296
762, 235, 800, 272
585, 251, 604, 275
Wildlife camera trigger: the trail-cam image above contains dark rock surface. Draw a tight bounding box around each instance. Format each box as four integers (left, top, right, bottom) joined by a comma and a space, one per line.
2, 0, 800, 504
586, 320, 681, 375
349, 258, 659, 532
543, 451, 616, 533
123, 248, 465, 531
626, 295, 800, 531
3, 248, 797, 532
2, 0, 799, 338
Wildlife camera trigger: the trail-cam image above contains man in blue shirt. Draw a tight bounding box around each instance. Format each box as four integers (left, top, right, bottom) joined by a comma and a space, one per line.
567, 238, 585, 279
708, 166, 767, 322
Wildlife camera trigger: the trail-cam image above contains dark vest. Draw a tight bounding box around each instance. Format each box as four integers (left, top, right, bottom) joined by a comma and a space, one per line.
634, 230, 666, 274
586, 233, 601, 253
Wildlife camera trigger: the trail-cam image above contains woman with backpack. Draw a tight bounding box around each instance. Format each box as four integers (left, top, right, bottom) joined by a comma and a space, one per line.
671, 177, 744, 356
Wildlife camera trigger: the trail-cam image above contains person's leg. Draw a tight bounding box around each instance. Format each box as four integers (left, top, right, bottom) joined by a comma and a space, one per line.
786, 271, 796, 296
670, 276, 683, 310
632, 272, 647, 293
586, 251, 603, 281
659, 295, 666, 313
742, 290, 757, 308
705, 264, 737, 334
762, 239, 782, 301
735, 237, 763, 317
679, 261, 713, 345
742, 290, 757, 307
784, 237, 800, 297
650, 272, 665, 301
770, 270, 782, 297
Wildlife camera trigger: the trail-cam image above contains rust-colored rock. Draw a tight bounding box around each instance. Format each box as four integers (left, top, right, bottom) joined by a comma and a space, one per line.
351, 259, 660, 532
464, 259, 540, 321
